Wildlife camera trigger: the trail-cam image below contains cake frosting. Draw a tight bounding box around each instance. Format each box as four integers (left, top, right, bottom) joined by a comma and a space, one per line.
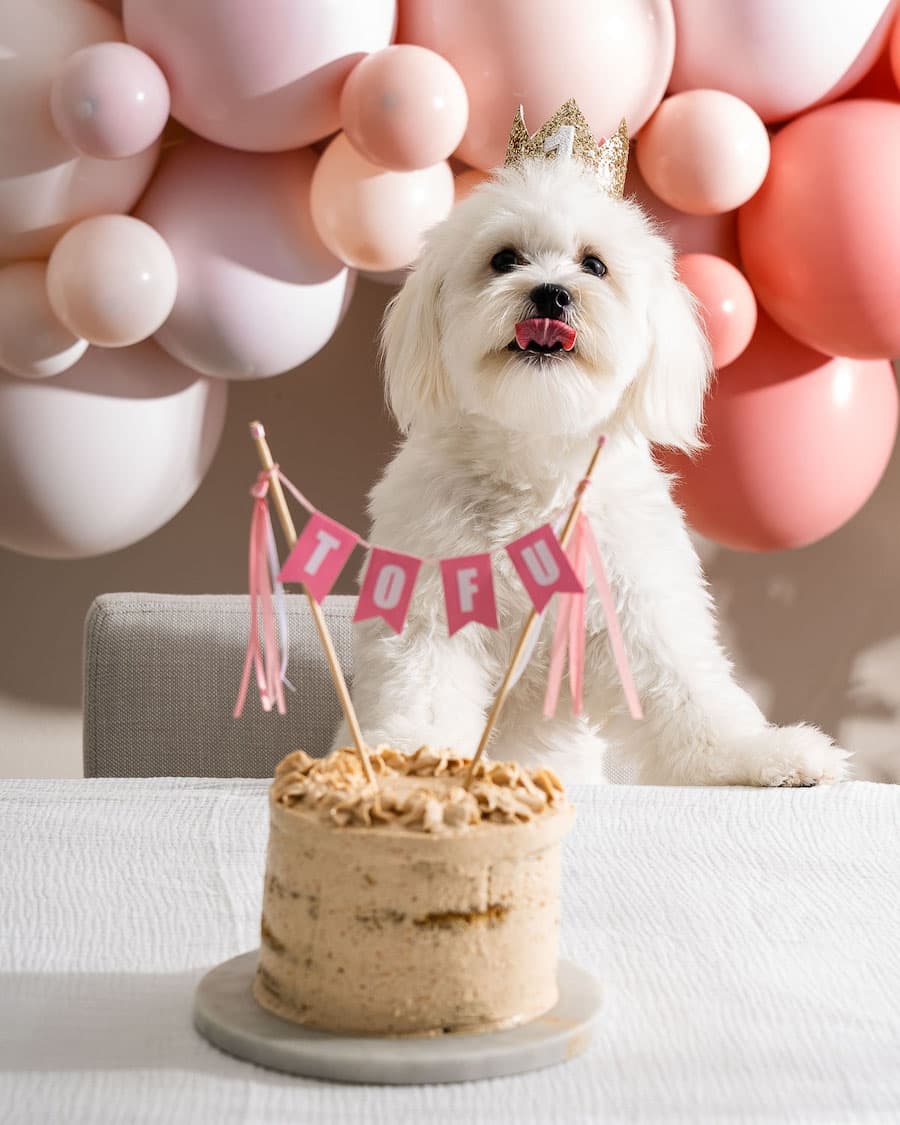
254, 746, 575, 1037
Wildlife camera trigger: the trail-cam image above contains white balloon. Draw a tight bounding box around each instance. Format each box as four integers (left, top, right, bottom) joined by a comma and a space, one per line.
0, 262, 88, 379
0, 341, 227, 558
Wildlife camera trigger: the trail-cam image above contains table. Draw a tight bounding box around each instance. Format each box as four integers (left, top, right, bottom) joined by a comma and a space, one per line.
1, 778, 899, 1124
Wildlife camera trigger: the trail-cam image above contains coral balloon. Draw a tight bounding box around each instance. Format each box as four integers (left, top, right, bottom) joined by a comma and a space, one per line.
670, 0, 895, 122
136, 140, 354, 379
454, 168, 490, 204
399, 0, 674, 171
47, 215, 177, 348
739, 100, 900, 359
0, 341, 227, 558
0, 262, 87, 379
311, 133, 454, 272
676, 254, 757, 369
0, 0, 160, 259
340, 45, 468, 171
664, 313, 898, 552
123, 0, 396, 152
625, 159, 740, 263
890, 11, 900, 91
637, 91, 770, 216
50, 41, 170, 159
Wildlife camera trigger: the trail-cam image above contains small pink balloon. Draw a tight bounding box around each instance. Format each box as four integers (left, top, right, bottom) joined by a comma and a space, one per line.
663, 312, 898, 552
625, 158, 741, 263
50, 41, 170, 159
739, 99, 900, 358
311, 132, 454, 272
454, 167, 490, 204
123, 0, 396, 151
0, 262, 88, 379
340, 45, 468, 171
637, 91, 770, 216
399, 0, 674, 171
669, 0, 895, 123
677, 253, 757, 368
47, 214, 177, 348
0, 0, 161, 259
0, 340, 227, 559
136, 140, 355, 379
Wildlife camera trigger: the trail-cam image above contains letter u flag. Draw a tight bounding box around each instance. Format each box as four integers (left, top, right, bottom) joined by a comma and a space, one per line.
277, 511, 359, 602
354, 547, 422, 633
506, 523, 583, 612
440, 554, 498, 635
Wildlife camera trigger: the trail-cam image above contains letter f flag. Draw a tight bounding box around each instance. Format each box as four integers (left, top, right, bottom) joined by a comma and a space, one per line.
278, 511, 359, 602
440, 554, 498, 635
506, 523, 583, 612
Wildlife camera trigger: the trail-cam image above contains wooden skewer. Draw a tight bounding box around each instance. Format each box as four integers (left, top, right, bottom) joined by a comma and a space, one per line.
249, 421, 375, 786
464, 437, 606, 788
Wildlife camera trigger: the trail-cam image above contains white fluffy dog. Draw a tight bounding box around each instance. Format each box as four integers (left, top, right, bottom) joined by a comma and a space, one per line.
334, 155, 849, 787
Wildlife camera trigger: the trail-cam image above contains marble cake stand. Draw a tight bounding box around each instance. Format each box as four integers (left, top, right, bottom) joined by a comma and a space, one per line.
194, 950, 603, 1085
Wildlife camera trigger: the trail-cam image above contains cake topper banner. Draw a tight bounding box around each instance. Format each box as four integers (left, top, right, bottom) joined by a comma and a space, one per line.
236, 462, 641, 722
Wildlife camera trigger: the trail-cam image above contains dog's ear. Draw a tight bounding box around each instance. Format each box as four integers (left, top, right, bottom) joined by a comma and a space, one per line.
380, 244, 449, 433
625, 256, 713, 454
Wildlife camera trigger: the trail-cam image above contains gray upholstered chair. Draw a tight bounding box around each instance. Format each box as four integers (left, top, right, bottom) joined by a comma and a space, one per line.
82, 593, 355, 778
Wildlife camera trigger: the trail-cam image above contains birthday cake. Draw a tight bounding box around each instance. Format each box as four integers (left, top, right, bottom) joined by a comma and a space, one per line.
253, 745, 575, 1037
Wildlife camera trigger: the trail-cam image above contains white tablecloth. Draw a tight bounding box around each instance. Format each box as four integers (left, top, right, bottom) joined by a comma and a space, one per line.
1, 778, 899, 1125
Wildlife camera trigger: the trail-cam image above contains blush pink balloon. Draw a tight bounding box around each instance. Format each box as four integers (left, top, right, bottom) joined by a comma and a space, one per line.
637, 91, 770, 216
0, 340, 227, 559
310, 133, 454, 272
50, 41, 170, 159
399, 0, 674, 171
670, 0, 895, 122
340, 45, 468, 171
47, 215, 177, 348
454, 167, 490, 204
739, 99, 900, 359
0, 262, 88, 379
662, 313, 898, 552
625, 159, 740, 263
136, 140, 355, 379
123, 0, 396, 152
676, 254, 757, 368
0, 0, 161, 259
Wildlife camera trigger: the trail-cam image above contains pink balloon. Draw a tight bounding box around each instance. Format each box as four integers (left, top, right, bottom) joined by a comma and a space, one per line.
637, 91, 770, 216
0, 262, 88, 379
310, 133, 454, 272
50, 42, 170, 160
399, 0, 674, 171
123, 0, 396, 152
47, 215, 177, 348
0, 340, 227, 559
670, 0, 895, 123
663, 313, 898, 552
0, 0, 161, 259
136, 140, 354, 379
625, 159, 741, 263
340, 46, 468, 171
454, 167, 490, 204
739, 99, 900, 359
676, 254, 757, 369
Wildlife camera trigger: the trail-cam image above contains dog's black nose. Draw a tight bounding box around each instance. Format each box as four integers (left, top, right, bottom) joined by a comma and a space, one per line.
530, 283, 571, 318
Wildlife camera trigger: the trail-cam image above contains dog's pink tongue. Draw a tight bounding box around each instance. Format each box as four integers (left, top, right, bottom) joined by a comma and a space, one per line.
515, 318, 577, 351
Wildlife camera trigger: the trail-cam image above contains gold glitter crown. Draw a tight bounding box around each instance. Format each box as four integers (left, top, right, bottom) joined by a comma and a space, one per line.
504, 99, 629, 199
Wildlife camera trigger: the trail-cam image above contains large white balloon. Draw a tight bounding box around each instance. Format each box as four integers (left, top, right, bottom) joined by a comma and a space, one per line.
0, 0, 160, 259
669, 0, 895, 122
0, 341, 227, 559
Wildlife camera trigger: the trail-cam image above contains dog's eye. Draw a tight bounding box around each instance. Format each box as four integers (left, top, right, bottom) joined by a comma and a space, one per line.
490, 249, 519, 274
582, 255, 608, 278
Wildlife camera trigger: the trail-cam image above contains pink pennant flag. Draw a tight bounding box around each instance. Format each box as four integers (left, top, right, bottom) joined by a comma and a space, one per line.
354, 547, 422, 633
278, 511, 359, 602
506, 523, 583, 613
440, 554, 498, 635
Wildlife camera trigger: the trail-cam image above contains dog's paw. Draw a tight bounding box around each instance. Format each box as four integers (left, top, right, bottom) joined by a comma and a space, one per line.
733, 724, 851, 788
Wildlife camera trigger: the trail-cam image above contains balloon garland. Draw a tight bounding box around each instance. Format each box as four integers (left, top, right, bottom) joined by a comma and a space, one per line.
0, 0, 898, 558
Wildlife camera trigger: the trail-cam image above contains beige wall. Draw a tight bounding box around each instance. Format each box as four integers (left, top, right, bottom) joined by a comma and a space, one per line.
1, 278, 897, 781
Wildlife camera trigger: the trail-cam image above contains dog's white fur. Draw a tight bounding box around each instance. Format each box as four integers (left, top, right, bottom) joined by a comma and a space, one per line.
333, 157, 850, 787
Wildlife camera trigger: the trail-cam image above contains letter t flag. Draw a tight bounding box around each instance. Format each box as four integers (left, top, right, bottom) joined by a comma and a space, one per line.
278, 511, 359, 602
